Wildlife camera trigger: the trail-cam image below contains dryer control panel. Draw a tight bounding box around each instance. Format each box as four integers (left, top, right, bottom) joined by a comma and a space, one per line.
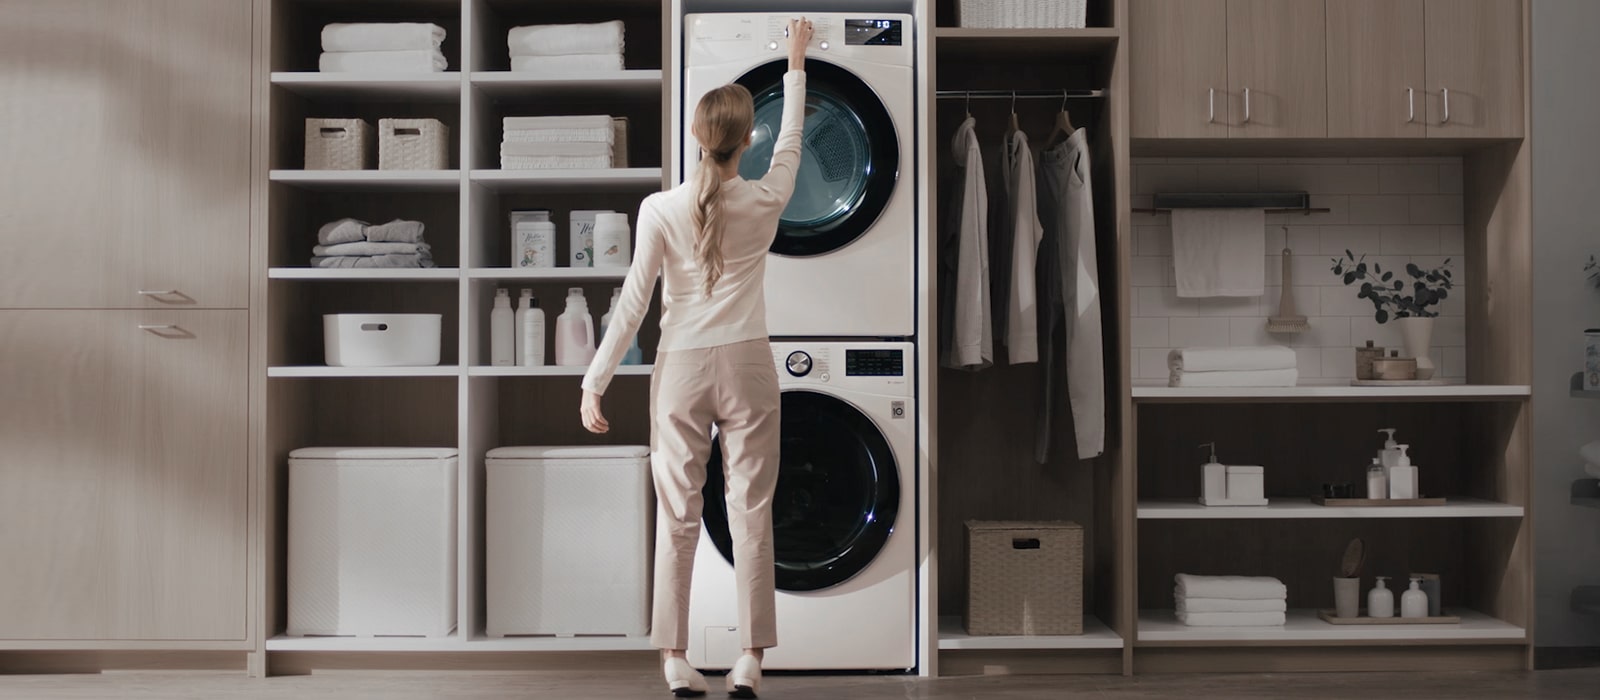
686, 12, 913, 67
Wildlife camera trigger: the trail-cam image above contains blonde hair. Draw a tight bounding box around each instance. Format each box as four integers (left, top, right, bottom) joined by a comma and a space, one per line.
690, 84, 754, 297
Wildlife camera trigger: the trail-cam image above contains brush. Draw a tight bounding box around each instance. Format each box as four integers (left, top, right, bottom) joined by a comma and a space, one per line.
1266, 244, 1310, 334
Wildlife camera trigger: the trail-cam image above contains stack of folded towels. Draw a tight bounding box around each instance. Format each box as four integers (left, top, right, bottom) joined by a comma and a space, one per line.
319, 23, 448, 73
501, 115, 617, 170
1168, 345, 1299, 388
508, 21, 625, 73
1174, 574, 1287, 627
311, 218, 434, 269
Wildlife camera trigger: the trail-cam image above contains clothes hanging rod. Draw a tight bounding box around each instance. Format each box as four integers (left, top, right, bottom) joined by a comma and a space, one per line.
936, 89, 1107, 99
1131, 207, 1334, 215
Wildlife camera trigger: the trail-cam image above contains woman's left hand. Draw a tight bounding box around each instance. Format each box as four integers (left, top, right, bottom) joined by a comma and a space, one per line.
580, 390, 610, 434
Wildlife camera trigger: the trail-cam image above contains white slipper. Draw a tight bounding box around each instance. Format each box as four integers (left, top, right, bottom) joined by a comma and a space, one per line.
664, 657, 708, 697
726, 654, 761, 698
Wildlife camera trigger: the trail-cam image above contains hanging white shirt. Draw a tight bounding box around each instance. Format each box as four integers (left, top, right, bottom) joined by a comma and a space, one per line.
1001, 129, 1043, 364
940, 117, 992, 371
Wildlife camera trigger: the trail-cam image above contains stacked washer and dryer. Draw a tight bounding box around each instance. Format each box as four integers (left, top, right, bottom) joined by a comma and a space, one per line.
679, 10, 920, 671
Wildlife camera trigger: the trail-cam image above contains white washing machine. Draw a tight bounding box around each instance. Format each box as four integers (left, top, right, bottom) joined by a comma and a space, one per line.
688, 341, 915, 671
682, 13, 915, 338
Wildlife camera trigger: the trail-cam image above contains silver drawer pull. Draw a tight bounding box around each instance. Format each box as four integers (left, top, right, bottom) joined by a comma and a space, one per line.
138, 290, 178, 296
139, 324, 179, 331
1441, 86, 1451, 124
1407, 87, 1415, 123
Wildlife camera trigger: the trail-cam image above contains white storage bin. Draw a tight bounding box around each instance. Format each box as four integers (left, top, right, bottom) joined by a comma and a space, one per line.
287, 447, 458, 638
323, 314, 442, 367
305, 118, 373, 170
379, 118, 450, 170
486, 445, 652, 637
958, 0, 1088, 28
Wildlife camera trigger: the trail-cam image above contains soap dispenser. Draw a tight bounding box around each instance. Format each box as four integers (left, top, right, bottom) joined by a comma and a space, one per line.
1199, 442, 1227, 505
490, 288, 514, 367
1389, 445, 1418, 499
555, 287, 596, 366
1401, 576, 1429, 618
1378, 429, 1402, 470
1368, 576, 1395, 618
515, 289, 545, 367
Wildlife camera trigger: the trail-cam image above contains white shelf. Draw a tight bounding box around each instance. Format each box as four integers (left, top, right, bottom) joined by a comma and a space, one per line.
463, 634, 654, 652
468, 365, 652, 377
1132, 379, 1531, 402
1136, 609, 1525, 644
266, 635, 464, 652
469, 168, 663, 191
468, 268, 627, 281
268, 366, 461, 378
938, 615, 1123, 650
1137, 497, 1523, 520
270, 72, 462, 100
470, 70, 663, 98
270, 170, 461, 192
269, 268, 460, 281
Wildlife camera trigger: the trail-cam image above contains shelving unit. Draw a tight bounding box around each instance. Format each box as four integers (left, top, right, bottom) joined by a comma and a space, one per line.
270, 72, 464, 99
1135, 609, 1525, 645
269, 170, 463, 191
1137, 498, 1524, 520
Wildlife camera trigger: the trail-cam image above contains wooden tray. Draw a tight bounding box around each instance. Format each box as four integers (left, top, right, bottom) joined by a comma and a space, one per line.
1312, 496, 1446, 507
1318, 609, 1459, 625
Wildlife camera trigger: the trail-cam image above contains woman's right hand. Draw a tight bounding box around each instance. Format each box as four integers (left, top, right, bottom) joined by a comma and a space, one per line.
787, 17, 813, 71
580, 390, 609, 434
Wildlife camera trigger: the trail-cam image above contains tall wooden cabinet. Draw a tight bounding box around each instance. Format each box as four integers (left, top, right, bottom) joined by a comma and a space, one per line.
1225, 0, 1327, 138
1327, 0, 1427, 138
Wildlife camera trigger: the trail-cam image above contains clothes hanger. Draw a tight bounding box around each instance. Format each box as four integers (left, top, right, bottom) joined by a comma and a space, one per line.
1043, 89, 1077, 149
965, 90, 972, 120
1008, 91, 1020, 133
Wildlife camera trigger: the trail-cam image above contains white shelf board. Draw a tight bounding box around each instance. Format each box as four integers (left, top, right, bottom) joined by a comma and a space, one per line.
270, 72, 462, 99
269, 366, 461, 378
1136, 608, 1525, 644
270, 268, 460, 281
467, 268, 627, 281
938, 615, 1123, 650
270, 170, 461, 192
471, 70, 663, 98
1132, 379, 1531, 402
1137, 497, 1523, 519
468, 365, 652, 377
463, 634, 654, 652
266, 635, 464, 652
469, 168, 663, 191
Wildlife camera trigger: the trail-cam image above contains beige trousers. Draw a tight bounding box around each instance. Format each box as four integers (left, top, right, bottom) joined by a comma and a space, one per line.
649, 338, 780, 651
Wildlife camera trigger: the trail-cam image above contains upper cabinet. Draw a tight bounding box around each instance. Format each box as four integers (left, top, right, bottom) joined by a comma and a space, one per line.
1424, 0, 1525, 138
1226, 0, 1328, 138
0, 0, 252, 309
1327, 0, 1427, 138
1130, 0, 1230, 139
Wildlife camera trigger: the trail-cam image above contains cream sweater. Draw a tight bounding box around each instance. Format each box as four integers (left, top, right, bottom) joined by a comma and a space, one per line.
583, 70, 806, 395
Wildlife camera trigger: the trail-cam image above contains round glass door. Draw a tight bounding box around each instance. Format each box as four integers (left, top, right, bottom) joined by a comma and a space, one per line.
701, 390, 901, 592
734, 58, 900, 258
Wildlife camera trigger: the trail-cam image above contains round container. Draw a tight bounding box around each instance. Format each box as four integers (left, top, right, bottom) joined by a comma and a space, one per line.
593, 212, 631, 268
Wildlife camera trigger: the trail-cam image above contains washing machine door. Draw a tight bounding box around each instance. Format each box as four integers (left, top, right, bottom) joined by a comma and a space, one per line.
702, 390, 901, 592
734, 58, 900, 258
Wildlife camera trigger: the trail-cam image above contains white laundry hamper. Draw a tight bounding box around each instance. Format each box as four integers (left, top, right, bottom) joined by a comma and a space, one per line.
287, 447, 458, 638
485, 445, 652, 637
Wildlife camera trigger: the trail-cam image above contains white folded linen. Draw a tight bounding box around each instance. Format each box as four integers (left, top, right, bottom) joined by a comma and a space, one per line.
508, 21, 624, 57
1177, 611, 1286, 627
510, 54, 624, 73
1168, 368, 1299, 388
321, 23, 445, 52
502, 127, 614, 144
1169, 345, 1297, 373
1174, 574, 1287, 601
499, 141, 611, 158
501, 155, 612, 170
1172, 208, 1266, 297
1175, 596, 1288, 613
312, 241, 431, 257
503, 115, 614, 131
319, 50, 447, 73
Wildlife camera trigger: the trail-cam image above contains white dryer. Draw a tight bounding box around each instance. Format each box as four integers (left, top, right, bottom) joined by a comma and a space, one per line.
688, 341, 915, 671
682, 13, 915, 338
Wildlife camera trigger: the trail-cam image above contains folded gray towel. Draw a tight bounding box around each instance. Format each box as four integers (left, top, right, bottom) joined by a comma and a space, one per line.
365, 219, 427, 243
310, 253, 434, 269
312, 241, 430, 257
317, 218, 369, 245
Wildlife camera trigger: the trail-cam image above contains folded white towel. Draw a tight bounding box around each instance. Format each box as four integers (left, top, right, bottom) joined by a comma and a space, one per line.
508, 21, 624, 57
1169, 346, 1297, 373
500, 141, 611, 158
1177, 611, 1286, 627
503, 127, 615, 144
319, 50, 447, 73
1172, 208, 1266, 298
321, 23, 445, 52
312, 241, 431, 257
503, 115, 614, 131
1169, 368, 1299, 388
317, 218, 369, 246
1175, 596, 1288, 613
310, 254, 434, 269
510, 54, 625, 73
501, 155, 613, 170
1174, 574, 1287, 600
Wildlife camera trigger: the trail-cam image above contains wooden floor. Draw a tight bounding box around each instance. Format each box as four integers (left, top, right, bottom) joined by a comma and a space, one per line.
1, 669, 1599, 699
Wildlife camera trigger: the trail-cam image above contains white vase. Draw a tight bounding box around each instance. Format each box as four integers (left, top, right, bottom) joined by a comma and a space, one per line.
1396, 316, 1435, 380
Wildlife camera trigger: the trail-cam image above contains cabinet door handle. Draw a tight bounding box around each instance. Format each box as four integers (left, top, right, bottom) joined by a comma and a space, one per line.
137, 290, 178, 297
138, 324, 178, 332
1441, 86, 1451, 124
1208, 88, 1216, 123
1242, 87, 1251, 124
1407, 87, 1416, 123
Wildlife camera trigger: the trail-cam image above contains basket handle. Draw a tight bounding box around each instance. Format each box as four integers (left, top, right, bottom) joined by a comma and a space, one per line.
393, 127, 423, 138
1011, 538, 1041, 550
359, 323, 390, 332
318, 127, 350, 138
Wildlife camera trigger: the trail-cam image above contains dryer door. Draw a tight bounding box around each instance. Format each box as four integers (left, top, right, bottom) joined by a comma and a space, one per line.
733, 58, 900, 258
701, 389, 901, 592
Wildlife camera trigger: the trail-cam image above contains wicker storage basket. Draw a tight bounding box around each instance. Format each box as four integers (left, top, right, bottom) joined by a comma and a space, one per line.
305, 118, 373, 170
379, 118, 450, 170
958, 0, 1088, 28
611, 117, 629, 168
965, 520, 1083, 635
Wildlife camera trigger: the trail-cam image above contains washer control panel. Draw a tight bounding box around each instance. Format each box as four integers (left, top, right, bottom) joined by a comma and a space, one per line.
770, 342, 911, 396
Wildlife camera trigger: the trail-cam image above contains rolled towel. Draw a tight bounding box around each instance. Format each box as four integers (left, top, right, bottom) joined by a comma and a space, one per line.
503, 127, 615, 144
321, 23, 445, 52
508, 21, 624, 57
317, 218, 369, 246
503, 115, 614, 132
1168, 368, 1299, 388
363, 219, 427, 243
510, 54, 624, 73
312, 241, 432, 257
1169, 345, 1297, 373
319, 50, 447, 73
1176, 596, 1288, 613
1176, 611, 1286, 627
499, 141, 611, 158
1175, 574, 1286, 600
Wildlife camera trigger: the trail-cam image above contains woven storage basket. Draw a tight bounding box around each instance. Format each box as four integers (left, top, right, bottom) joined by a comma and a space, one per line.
958, 0, 1088, 28
380, 118, 450, 170
305, 118, 373, 170
611, 117, 630, 168
965, 520, 1083, 635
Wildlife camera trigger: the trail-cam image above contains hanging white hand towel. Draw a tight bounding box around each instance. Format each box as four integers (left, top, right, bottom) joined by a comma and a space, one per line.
1171, 208, 1265, 297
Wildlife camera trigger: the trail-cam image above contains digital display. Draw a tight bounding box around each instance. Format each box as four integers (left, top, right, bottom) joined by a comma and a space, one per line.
846, 349, 904, 377
845, 19, 902, 46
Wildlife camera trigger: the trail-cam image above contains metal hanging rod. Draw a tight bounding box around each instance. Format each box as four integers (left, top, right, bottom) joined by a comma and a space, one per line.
935, 89, 1107, 99
1131, 207, 1334, 216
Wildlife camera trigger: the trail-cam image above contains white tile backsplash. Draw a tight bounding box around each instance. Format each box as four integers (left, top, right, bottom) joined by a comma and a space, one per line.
1409, 195, 1465, 225
1439, 226, 1465, 255
1379, 164, 1441, 195
1169, 317, 1234, 347
1196, 296, 1263, 317
1348, 195, 1414, 225
1136, 225, 1174, 256
1380, 225, 1441, 255
1131, 318, 1170, 348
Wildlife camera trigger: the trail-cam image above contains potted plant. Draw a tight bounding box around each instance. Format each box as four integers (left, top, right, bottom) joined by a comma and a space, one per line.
1330, 252, 1455, 379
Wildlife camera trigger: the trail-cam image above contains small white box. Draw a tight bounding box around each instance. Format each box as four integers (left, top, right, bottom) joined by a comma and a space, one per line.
1227, 466, 1265, 502
287, 447, 458, 638
323, 314, 442, 367
485, 445, 652, 637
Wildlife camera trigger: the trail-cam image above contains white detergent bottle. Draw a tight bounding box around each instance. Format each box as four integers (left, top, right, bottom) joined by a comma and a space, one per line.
555, 287, 596, 366
516, 289, 545, 367
600, 287, 643, 366
490, 289, 514, 367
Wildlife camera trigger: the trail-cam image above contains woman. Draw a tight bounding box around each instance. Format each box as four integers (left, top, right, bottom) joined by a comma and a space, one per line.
580, 17, 814, 699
